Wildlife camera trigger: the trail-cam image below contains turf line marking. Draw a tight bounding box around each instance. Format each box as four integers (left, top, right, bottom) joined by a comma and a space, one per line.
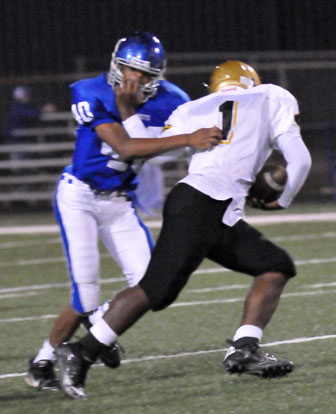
1, 334, 336, 381
0, 282, 70, 293
1, 254, 336, 269
0, 257, 335, 295
0, 276, 125, 294
0, 373, 26, 379
247, 213, 336, 224
171, 289, 336, 307
272, 232, 336, 242
0, 225, 60, 235
308, 281, 336, 288
0, 252, 110, 267
0, 292, 38, 299
0, 212, 335, 235
120, 334, 336, 364
189, 284, 249, 293
189, 283, 336, 294
2, 288, 336, 323
0, 314, 58, 323
0, 237, 61, 249
0, 257, 66, 266
0, 232, 335, 250
295, 257, 336, 265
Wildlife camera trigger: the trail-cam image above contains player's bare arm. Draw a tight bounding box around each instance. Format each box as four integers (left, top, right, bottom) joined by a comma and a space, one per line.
96, 123, 222, 161
98, 65, 222, 158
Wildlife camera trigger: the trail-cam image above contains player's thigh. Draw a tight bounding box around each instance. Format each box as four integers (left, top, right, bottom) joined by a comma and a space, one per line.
99, 200, 153, 287
154, 184, 215, 274
140, 185, 215, 310
208, 220, 296, 277
55, 181, 100, 310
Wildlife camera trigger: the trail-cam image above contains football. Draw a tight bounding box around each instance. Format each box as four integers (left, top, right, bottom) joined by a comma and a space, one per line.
248, 163, 287, 203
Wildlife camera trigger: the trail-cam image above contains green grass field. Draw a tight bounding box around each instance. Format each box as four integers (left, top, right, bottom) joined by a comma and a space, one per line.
0, 203, 336, 413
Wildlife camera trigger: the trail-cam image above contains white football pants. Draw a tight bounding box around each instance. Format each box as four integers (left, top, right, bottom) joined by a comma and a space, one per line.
54, 172, 153, 314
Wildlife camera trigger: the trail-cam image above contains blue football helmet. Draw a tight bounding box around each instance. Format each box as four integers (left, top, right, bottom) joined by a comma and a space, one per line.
107, 31, 166, 102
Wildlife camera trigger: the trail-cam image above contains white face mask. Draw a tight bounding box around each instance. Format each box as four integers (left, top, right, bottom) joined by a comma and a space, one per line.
107, 55, 164, 103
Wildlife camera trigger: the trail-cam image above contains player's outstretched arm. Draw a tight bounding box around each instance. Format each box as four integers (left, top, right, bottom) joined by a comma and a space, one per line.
95, 123, 222, 161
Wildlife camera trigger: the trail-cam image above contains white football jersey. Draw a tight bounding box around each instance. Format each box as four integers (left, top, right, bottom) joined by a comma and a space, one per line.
159, 84, 303, 225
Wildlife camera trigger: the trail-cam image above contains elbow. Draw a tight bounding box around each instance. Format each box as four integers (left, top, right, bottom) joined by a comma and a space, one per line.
117, 151, 134, 163
113, 143, 135, 162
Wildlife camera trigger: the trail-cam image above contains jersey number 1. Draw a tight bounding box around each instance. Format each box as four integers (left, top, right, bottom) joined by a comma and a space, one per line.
219, 101, 238, 144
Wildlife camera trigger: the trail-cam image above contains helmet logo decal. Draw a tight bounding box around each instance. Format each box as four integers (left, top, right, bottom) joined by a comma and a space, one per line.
129, 57, 150, 69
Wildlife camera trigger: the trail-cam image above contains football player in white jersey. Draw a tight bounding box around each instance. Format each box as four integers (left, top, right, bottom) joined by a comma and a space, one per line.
55, 60, 312, 398
25, 32, 221, 391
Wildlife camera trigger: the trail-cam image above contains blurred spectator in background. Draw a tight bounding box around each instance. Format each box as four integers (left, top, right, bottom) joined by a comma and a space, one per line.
4, 85, 56, 149
3, 86, 56, 176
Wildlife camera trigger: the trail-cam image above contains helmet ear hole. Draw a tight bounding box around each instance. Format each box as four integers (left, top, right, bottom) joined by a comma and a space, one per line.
107, 32, 166, 102
209, 60, 261, 93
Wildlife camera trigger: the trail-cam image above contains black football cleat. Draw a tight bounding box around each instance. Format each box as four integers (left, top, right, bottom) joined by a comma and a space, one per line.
55, 343, 92, 399
25, 358, 59, 390
81, 316, 123, 369
223, 340, 294, 379
100, 342, 123, 369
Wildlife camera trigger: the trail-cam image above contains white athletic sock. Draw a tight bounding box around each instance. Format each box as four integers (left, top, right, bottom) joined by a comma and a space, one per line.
90, 318, 118, 346
88, 300, 110, 325
33, 339, 55, 362
233, 325, 263, 342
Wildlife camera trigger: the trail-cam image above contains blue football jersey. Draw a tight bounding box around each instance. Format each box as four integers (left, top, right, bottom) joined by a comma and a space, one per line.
68, 73, 189, 191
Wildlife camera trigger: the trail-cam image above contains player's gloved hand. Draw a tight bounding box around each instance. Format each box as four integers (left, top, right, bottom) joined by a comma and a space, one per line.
187, 127, 222, 150
246, 198, 284, 210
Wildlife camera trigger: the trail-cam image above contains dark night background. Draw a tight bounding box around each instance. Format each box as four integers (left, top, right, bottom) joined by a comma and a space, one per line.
0, 0, 335, 77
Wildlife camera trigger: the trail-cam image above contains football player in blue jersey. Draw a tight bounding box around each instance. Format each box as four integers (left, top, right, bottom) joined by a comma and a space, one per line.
25, 31, 222, 391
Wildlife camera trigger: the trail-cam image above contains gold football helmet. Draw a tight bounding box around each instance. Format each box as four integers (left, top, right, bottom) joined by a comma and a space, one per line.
209, 60, 261, 93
